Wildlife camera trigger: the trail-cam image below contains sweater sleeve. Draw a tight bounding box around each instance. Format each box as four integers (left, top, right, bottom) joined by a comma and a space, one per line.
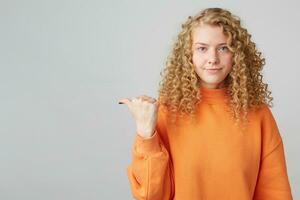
126, 106, 175, 200
253, 106, 293, 200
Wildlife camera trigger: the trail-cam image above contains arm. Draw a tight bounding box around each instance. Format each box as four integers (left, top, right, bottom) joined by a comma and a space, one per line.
127, 131, 174, 200
253, 106, 293, 200
253, 139, 293, 200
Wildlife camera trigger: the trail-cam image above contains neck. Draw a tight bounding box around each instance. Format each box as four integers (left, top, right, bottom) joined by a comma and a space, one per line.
200, 81, 227, 89
199, 86, 230, 104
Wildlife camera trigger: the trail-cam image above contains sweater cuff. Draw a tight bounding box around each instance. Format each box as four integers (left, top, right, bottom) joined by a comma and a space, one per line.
134, 130, 161, 155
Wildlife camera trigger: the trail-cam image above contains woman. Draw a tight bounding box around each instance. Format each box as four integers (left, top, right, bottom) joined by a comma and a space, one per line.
119, 7, 293, 200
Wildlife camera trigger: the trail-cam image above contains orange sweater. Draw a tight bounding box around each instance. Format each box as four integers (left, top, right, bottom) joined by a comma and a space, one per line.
127, 87, 293, 200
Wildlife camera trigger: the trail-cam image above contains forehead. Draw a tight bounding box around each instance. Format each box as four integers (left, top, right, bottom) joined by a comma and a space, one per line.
192, 24, 228, 44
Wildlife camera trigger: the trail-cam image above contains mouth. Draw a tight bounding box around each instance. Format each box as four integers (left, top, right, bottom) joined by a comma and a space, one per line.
205, 68, 222, 74
205, 68, 222, 71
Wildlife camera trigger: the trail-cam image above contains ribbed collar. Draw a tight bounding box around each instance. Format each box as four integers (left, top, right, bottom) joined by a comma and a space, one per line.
199, 86, 230, 104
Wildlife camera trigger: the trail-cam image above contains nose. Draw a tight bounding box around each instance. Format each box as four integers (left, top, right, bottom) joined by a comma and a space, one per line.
208, 49, 219, 65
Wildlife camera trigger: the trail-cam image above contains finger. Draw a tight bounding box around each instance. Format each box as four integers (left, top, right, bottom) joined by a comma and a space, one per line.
137, 95, 148, 100
137, 95, 157, 103
118, 98, 132, 105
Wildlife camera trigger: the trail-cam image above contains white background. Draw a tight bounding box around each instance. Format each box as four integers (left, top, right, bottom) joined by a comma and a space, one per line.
0, 0, 299, 199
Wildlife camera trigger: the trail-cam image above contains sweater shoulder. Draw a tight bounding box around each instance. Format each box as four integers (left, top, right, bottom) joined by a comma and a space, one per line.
249, 103, 273, 120
255, 103, 283, 159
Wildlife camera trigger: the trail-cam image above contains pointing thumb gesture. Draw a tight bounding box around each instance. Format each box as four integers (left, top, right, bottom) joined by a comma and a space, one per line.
119, 95, 159, 139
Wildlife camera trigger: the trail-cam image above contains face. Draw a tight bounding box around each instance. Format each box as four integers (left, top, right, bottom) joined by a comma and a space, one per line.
191, 23, 233, 89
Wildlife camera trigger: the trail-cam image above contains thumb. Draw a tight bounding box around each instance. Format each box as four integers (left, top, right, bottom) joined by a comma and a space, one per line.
118, 98, 131, 105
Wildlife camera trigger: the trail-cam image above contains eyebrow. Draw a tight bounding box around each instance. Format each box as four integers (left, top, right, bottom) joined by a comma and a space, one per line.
194, 42, 227, 46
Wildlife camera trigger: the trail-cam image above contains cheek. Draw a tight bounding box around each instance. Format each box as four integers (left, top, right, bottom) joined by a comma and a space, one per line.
192, 53, 205, 66
225, 54, 233, 65
192, 53, 197, 64
223, 55, 233, 73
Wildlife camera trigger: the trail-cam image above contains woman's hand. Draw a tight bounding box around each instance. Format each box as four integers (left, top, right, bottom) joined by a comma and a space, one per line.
119, 95, 159, 139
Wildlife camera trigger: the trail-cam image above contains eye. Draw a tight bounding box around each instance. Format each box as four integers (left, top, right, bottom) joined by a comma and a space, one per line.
219, 46, 229, 52
196, 47, 206, 52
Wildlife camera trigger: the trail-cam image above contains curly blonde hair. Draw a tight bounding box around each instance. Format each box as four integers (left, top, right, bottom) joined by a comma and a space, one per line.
157, 7, 273, 131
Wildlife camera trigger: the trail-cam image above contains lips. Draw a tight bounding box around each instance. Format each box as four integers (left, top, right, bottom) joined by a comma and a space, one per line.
205, 68, 222, 75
